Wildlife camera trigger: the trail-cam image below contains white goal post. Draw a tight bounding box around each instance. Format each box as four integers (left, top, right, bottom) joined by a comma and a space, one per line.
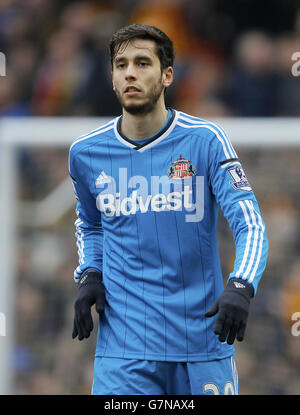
0, 116, 299, 394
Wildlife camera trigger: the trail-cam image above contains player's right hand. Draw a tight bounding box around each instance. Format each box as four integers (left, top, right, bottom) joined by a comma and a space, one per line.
72, 271, 105, 340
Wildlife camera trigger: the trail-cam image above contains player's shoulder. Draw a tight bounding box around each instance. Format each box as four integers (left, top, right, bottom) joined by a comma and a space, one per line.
69, 116, 117, 156
175, 110, 228, 141
175, 110, 237, 160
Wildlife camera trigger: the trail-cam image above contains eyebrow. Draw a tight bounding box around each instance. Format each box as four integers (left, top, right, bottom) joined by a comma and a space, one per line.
114, 55, 153, 64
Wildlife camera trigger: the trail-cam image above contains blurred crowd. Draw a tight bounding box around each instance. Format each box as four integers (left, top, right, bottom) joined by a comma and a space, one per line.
1, 0, 300, 395
0, 0, 300, 119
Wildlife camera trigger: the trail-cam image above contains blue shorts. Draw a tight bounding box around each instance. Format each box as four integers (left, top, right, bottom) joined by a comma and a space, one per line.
92, 355, 239, 395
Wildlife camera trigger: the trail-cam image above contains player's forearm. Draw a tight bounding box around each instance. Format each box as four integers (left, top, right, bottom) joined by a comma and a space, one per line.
228, 199, 269, 295
73, 213, 103, 284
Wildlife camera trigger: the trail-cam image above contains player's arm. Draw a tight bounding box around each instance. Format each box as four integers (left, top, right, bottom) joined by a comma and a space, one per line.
69, 146, 105, 340
205, 128, 269, 344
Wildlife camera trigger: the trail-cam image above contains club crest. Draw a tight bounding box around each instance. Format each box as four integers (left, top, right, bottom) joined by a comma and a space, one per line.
167, 155, 196, 180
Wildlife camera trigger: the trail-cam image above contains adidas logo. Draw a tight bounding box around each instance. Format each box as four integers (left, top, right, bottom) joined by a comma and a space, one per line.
233, 281, 245, 289
79, 274, 88, 285
95, 171, 112, 186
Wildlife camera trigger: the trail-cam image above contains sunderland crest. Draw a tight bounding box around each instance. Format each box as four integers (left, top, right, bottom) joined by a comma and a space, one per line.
167, 155, 196, 180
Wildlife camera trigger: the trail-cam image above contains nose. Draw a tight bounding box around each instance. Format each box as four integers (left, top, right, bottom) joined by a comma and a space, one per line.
125, 63, 137, 81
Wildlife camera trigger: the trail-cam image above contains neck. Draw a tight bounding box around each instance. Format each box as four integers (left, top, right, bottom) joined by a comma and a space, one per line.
121, 100, 168, 140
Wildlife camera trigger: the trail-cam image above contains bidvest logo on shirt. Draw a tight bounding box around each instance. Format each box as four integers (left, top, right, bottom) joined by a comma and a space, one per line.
95, 166, 204, 222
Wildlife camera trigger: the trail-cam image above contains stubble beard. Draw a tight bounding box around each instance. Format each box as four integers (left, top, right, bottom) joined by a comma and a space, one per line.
115, 78, 165, 115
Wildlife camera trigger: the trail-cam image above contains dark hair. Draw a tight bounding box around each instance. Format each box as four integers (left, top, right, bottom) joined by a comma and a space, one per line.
109, 24, 175, 70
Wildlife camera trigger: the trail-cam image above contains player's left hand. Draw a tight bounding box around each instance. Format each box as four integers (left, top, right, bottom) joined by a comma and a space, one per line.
205, 278, 254, 345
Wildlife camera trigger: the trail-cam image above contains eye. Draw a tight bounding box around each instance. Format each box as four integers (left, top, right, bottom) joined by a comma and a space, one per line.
138, 62, 148, 67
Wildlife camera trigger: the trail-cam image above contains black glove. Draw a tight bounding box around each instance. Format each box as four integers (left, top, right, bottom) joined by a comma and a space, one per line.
72, 271, 105, 341
205, 278, 254, 345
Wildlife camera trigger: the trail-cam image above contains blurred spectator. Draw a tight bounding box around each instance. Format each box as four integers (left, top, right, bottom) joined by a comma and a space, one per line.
129, 0, 194, 60
173, 55, 228, 117
8, 42, 39, 107
31, 28, 94, 115
0, 74, 31, 116
216, 31, 280, 116
76, 4, 126, 116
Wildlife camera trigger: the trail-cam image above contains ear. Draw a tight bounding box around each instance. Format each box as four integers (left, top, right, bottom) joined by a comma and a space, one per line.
162, 66, 174, 88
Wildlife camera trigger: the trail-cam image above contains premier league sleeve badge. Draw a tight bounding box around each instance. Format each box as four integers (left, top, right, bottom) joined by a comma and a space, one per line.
227, 165, 252, 192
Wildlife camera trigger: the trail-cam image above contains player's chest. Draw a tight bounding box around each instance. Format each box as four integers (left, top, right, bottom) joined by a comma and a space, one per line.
88, 142, 205, 195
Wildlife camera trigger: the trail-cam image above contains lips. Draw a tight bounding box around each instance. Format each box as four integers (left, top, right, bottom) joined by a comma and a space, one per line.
124, 85, 141, 93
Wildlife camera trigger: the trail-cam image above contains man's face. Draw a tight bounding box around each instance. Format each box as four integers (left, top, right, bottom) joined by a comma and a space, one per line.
112, 39, 171, 115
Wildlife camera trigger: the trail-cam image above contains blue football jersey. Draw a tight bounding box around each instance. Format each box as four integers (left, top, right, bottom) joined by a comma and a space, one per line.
69, 109, 268, 361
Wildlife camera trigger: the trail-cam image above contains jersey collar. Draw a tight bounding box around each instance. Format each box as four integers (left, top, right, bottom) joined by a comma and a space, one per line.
114, 108, 178, 152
